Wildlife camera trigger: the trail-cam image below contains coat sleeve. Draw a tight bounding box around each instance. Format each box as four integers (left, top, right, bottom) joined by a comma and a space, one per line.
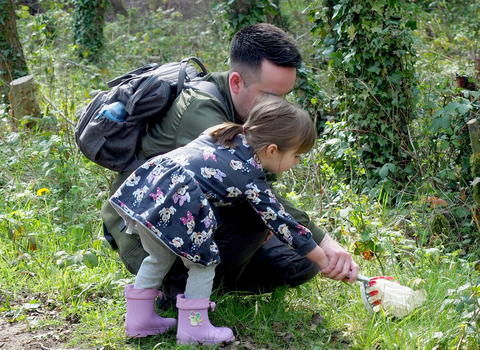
266, 174, 326, 245
244, 177, 318, 256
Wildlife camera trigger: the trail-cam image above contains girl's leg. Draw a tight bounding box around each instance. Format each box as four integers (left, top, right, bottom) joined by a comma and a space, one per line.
181, 258, 215, 299
124, 225, 177, 337
134, 225, 177, 289
175, 259, 234, 345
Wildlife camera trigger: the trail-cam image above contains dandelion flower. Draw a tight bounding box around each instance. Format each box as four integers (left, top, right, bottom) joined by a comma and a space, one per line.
37, 188, 50, 196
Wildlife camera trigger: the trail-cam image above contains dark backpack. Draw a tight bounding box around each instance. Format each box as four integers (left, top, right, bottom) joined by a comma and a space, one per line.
74, 57, 226, 172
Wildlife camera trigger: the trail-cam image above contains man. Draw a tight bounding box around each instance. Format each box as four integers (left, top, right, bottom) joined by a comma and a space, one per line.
101, 23, 358, 302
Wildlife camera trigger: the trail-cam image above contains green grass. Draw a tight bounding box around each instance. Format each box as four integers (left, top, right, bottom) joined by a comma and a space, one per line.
0, 193, 478, 350
1, 3, 479, 349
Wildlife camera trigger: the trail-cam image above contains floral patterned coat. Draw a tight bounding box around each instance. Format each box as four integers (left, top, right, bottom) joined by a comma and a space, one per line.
109, 133, 317, 266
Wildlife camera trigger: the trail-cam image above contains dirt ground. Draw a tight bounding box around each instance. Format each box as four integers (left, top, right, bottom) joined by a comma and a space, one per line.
0, 291, 77, 350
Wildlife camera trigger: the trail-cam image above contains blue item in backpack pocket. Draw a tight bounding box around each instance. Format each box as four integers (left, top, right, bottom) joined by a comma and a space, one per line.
96, 101, 126, 122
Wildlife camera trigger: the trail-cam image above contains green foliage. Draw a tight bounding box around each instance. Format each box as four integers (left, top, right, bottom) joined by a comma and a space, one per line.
213, 0, 281, 35
1, 2, 480, 348
430, 212, 449, 236
71, 0, 108, 62
310, 0, 419, 187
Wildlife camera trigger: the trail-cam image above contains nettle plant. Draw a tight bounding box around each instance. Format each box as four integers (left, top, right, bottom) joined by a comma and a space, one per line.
310, 0, 419, 187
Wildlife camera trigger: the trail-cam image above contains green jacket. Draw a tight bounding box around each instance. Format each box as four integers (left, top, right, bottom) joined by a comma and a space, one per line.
101, 71, 325, 274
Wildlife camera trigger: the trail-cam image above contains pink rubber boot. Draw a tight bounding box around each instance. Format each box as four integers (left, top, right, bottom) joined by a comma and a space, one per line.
176, 294, 235, 345
124, 284, 176, 337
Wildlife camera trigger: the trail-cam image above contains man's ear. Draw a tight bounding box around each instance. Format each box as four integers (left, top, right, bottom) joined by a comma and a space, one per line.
265, 144, 278, 158
229, 71, 242, 95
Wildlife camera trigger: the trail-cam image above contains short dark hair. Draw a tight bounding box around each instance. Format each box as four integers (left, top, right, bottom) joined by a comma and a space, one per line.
229, 23, 302, 85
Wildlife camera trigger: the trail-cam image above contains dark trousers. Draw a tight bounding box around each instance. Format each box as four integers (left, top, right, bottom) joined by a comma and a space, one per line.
161, 201, 320, 301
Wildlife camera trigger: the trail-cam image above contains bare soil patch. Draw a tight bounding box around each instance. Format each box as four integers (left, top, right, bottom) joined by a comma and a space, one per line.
0, 291, 77, 350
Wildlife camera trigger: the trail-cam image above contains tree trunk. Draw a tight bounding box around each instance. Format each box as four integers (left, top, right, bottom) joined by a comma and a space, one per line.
468, 119, 480, 155
108, 0, 127, 19
0, 0, 29, 100
9, 75, 41, 128
72, 0, 107, 62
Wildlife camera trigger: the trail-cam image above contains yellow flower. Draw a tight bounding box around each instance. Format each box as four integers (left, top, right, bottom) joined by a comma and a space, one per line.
37, 188, 50, 196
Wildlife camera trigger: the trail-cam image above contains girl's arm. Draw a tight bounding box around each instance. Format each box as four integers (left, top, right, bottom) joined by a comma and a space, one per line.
305, 245, 329, 270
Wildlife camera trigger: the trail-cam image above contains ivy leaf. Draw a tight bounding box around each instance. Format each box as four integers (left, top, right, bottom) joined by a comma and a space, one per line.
330, 52, 343, 66
322, 45, 335, 56
368, 62, 381, 74
469, 91, 480, 101
347, 24, 356, 41
471, 177, 480, 187
405, 20, 417, 30
332, 4, 342, 19
343, 51, 356, 63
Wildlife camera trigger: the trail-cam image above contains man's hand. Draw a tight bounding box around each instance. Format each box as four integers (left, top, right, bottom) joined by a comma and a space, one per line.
319, 233, 358, 283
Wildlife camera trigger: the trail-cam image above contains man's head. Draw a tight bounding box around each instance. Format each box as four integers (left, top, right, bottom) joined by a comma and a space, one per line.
228, 23, 302, 119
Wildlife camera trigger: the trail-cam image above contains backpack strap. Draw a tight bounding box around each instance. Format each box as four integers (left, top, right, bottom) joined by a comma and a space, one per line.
177, 57, 208, 97
107, 63, 159, 89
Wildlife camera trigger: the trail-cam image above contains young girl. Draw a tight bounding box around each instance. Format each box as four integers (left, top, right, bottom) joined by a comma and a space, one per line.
109, 94, 329, 345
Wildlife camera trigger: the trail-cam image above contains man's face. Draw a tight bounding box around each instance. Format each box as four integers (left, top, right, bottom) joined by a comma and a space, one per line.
232, 60, 297, 120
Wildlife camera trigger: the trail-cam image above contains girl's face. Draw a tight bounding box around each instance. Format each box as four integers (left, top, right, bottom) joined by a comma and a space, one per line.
258, 145, 300, 174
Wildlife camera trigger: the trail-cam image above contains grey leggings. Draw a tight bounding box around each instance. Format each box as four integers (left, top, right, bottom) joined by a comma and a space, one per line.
134, 225, 215, 299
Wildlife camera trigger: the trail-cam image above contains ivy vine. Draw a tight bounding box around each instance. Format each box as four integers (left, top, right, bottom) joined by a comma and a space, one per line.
311, 0, 419, 185
71, 0, 108, 62
0, 0, 29, 99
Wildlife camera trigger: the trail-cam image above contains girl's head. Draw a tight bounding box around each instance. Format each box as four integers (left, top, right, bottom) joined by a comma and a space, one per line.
209, 94, 316, 173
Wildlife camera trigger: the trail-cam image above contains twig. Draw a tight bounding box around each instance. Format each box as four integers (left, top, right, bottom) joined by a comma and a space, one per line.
406, 124, 424, 177
1, 234, 47, 275
0, 132, 36, 174
40, 94, 75, 127
355, 78, 392, 120
29, 343, 50, 350
355, 78, 411, 153
425, 49, 456, 62
455, 330, 465, 350
470, 206, 480, 236
374, 250, 385, 276
61, 59, 108, 85
343, 127, 411, 155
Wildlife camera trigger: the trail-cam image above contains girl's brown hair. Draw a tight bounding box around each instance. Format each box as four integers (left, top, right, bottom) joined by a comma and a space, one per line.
208, 94, 316, 156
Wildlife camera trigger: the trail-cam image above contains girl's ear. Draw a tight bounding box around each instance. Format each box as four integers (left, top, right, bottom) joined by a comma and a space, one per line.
265, 144, 278, 158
